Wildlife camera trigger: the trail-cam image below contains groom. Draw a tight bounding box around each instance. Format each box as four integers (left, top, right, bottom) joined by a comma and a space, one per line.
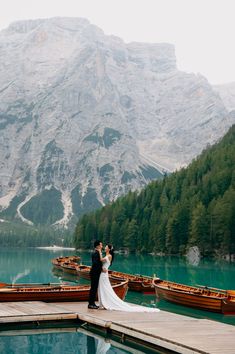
88, 240, 103, 309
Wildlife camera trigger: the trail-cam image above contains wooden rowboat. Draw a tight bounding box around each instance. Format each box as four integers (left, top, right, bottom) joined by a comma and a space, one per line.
60, 261, 79, 275
76, 265, 91, 280
110, 273, 154, 294
51, 256, 80, 270
0, 279, 128, 302
153, 278, 235, 314
77, 265, 154, 294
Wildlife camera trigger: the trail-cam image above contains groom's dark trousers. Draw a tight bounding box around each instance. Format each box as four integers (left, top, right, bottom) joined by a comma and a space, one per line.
88, 249, 102, 305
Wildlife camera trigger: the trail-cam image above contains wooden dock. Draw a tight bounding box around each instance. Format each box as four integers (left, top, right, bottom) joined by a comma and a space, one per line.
0, 301, 235, 354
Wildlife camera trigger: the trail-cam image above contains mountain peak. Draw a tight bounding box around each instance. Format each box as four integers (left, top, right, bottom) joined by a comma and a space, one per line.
0, 17, 233, 228
5, 17, 91, 34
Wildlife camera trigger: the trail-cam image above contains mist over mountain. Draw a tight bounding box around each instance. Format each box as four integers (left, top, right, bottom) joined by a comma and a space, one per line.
0, 17, 234, 227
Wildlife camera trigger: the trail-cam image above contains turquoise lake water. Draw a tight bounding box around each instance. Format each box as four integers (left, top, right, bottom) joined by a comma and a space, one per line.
0, 248, 234, 353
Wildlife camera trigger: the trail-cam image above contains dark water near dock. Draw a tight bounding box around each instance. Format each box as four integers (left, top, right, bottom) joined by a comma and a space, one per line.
0, 323, 141, 354
0, 247, 234, 353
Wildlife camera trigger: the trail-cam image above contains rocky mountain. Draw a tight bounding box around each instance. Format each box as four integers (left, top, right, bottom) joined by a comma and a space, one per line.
0, 17, 234, 227
214, 82, 235, 112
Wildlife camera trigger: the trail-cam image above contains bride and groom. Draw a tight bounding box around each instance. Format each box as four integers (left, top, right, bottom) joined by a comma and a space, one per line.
88, 240, 160, 312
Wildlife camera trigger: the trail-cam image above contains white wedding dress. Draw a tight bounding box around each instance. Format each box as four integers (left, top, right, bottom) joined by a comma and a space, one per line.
98, 256, 160, 312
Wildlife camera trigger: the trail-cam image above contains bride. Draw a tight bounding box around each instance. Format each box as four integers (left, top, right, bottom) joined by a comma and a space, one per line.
98, 244, 160, 312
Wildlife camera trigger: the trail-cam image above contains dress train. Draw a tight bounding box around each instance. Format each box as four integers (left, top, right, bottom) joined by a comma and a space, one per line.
98, 256, 160, 312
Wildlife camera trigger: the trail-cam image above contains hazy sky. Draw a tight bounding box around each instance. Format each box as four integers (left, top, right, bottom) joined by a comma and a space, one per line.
1, 0, 234, 84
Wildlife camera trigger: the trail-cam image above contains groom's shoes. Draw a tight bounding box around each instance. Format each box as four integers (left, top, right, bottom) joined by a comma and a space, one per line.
88, 304, 99, 309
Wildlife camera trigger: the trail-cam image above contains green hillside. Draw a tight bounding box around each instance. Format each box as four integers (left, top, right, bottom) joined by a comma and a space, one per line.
74, 125, 235, 257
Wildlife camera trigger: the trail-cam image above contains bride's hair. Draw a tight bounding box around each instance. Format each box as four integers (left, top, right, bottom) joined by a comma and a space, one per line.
107, 244, 114, 265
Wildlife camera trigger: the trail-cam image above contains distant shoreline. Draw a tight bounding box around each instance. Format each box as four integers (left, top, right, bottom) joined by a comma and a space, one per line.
36, 245, 75, 251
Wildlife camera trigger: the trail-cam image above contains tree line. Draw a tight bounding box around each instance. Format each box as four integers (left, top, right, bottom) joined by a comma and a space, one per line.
0, 222, 73, 247
74, 125, 235, 257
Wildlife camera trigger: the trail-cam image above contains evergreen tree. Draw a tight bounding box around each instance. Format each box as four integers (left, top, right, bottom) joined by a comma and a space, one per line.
73, 124, 235, 256
189, 202, 210, 255
124, 219, 138, 252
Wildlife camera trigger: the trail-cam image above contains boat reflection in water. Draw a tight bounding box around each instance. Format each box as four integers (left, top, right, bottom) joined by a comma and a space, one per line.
51, 267, 80, 283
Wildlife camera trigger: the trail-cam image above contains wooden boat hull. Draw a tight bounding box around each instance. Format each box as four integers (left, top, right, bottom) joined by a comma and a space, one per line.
60, 262, 79, 275
153, 279, 235, 314
222, 291, 235, 315
0, 280, 128, 302
126, 279, 154, 294
52, 259, 65, 270
77, 266, 154, 293
76, 265, 91, 280
110, 275, 154, 294
51, 256, 80, 270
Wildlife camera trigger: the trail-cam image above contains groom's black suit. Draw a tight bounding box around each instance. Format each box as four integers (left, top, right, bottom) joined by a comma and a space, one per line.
88, 249, 103, 306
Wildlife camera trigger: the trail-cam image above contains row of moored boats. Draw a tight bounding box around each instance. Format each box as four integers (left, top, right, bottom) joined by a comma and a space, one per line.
0, 255, 234, 315
52, 256, 235, 315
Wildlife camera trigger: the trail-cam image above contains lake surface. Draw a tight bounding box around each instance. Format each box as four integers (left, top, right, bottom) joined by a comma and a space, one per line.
0, 247, 234, 353
0, 323, 142, 354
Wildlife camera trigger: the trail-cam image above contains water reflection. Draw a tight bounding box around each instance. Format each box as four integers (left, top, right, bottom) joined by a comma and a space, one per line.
51, 267, 80, 284
186, 246, 201, 267
11, 269, 30, 284
87, 335, 96, 354
96, 338, 111, 354
80, 327, 145, 354
0, 325, 142, 354
87, 335, 111, 354
0, 248, 78, 284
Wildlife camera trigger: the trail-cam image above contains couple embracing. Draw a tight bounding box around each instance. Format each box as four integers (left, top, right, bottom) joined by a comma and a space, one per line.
88, 240, 160, 312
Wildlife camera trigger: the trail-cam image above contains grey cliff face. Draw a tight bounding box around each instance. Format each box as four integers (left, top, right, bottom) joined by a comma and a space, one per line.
0, 17, 234, 227
214, 82, 235, 112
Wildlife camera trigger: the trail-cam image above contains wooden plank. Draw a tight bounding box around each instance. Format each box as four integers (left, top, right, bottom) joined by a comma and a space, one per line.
0, 301, 77, 324
53, 302, 197, 323
0, 301, 74, 317
0, 313, 77, 323
129, 325, 235, 353
110, 323, 201, 354
66, 302, 235, 354
0, 301, 234, 354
